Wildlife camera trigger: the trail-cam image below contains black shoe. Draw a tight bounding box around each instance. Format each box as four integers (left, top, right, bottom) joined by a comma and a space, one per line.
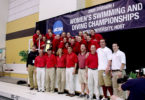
42, 91, 45, 92
69, 94, 75, 97
30, 88, 34, 90
37, 90, 40, 92
60, 92, 64, 94
35, 88, 38, 90
79, 94, 85, 98
86, 94, 89, 99
66, 94, 71, 96
58, 92, 61, 94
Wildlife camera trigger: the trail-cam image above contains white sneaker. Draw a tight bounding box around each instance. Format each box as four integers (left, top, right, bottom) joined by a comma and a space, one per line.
96, 97, 100, 100
101, 97, 107, 100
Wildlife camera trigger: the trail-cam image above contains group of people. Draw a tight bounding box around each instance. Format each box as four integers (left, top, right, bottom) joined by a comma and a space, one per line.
26, 29, 126, 100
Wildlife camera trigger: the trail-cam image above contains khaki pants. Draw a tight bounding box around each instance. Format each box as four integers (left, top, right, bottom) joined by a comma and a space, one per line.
78, 69, 87, 84
112, 70, 126, 99
98, 70, 112, 86
28, 65, 37, 88
45, 68, 55, 92
56, 68, 66, 92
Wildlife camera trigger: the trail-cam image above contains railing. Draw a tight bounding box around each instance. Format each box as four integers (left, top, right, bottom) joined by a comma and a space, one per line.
28, 39, 40, 53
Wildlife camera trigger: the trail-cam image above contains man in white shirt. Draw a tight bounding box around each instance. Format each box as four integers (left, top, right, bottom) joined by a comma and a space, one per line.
97, 39, 113, 100
112, 43, 126, 99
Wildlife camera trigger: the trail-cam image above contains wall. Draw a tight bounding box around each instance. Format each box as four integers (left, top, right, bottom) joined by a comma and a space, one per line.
39, 0, 77, 21
85, 0, 112, 7
5, 0, 39, 77
8, 0, 39, 22
0, 0, 9, 49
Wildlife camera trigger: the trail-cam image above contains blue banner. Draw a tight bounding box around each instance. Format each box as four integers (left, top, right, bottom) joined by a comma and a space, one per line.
40, 0, 145, 35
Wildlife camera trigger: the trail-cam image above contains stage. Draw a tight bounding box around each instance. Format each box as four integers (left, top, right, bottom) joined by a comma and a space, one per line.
0, 81, 84, 100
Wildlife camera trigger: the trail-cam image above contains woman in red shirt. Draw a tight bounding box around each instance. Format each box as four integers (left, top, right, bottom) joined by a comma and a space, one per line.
56, 48, 66, 94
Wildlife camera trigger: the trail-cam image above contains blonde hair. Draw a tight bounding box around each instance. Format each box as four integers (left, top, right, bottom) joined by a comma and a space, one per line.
56, 48, 63, 56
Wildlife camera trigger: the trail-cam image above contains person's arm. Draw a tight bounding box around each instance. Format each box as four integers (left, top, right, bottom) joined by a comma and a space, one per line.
85, 54, 89, 78
121, 79, 132, 91
34, 57, 37, 67
73, 54, 78, 74
105, 49, 112, 74
26, 53, 30, 68
120, 52, 126, 71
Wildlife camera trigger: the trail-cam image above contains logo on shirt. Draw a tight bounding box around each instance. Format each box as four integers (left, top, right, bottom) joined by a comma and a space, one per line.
53, 20, 63, 35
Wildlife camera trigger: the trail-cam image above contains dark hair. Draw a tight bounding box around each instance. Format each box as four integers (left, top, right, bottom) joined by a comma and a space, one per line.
113, 42, 119, 46
90, 29, 95, 32
67, 46, 72, 49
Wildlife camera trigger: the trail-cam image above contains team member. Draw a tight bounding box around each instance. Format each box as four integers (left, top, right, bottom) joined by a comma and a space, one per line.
66, 32, 71, 39
34, 50, 46, 92
66, 46, 78, 97
58, 37, 67, 48
70, 38, 77, 53
86, 45, 100, 100
38, 36, 46, 50
60, 32, 66, 40
112, 43, 126, 99
97, 39, 113, 100
45, 48, 56, 92
45, 29, 55, 41
33, 30, 42, 46
90, 29, 103, 42
26, 45, 38, 90
78, 44, 89, 98
52, 35, 60, 53
63, 42, 69, 55
56, 48, 66, 94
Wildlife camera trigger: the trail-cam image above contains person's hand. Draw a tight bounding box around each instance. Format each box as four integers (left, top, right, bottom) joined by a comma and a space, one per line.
86, 72, 88, 79
85, 52, 89, 58
105, 67, 110, 74
26, 67, 28, 71
72, 69, 76, 74
118, 71, 123, 78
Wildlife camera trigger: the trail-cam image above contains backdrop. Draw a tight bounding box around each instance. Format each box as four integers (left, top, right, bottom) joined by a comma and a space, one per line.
35, 0, 145, 72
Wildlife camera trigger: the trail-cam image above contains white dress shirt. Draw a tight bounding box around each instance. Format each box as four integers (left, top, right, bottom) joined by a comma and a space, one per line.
97, 47, 112, 70
112, 50, 126, 70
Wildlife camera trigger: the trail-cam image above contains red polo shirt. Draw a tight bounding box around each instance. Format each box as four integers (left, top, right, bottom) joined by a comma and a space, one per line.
45, 54, 56, 68
78, 53, 86, 69
33, 34, 39, 45
91, 33, 103, 41
74, 42, 81, 54
52, 38, 60, 52
71, 44, 76, 53
37, 41, 46, 50
86, 53, 98, 69
45, 33, 55, 41
66, 52, 78, 68
86, 41, 92, 52
63, 48, 68, 55
56, 55, 66, 68
35, 55, 46, 68
58, 41, 64, 48
91, 40, 100, 50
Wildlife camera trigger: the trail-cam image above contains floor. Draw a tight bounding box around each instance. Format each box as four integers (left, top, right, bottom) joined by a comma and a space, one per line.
0, 77, 86, 100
